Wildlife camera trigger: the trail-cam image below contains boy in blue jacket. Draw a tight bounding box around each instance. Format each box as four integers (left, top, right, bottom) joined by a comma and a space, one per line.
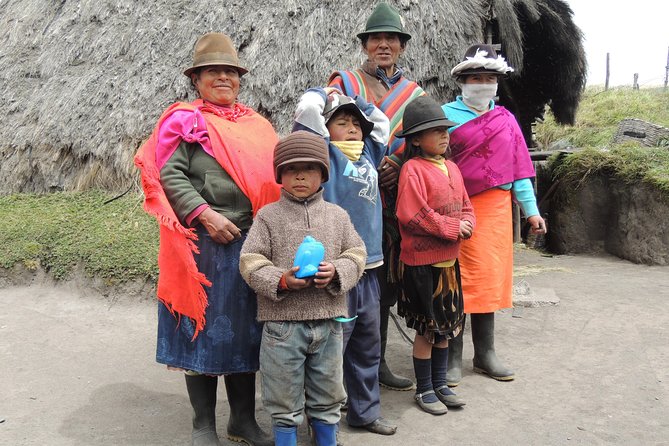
293, 88, 398, 435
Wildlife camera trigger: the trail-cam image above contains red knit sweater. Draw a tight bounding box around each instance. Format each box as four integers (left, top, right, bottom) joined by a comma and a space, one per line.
396, 157, 475, 266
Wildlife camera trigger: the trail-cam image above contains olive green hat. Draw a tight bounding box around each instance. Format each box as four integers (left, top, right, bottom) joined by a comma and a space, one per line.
183, 32, 248, 77
357, 3, 412, 42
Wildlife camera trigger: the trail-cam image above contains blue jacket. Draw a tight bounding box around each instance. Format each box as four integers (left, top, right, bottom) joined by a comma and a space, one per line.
293, 88, 390, 265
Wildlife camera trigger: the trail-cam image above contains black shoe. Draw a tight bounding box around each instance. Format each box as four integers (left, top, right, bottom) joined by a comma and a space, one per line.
361, 417, 397, 436
434, 385, 466, 408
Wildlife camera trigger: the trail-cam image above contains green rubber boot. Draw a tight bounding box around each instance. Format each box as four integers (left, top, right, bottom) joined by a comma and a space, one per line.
471, 313, 515, 381
185, 374, 222, 446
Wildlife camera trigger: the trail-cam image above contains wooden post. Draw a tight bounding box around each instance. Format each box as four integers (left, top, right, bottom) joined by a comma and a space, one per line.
512, 203, 521, 243
633, 73, 639, 90
605, 53, 610, 90
664, 47, 669, 91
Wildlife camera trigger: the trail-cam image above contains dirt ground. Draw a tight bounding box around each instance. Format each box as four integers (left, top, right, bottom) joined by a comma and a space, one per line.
1, 247, 668, 446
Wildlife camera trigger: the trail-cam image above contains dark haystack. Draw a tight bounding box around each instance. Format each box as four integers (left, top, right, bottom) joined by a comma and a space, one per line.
0, 0, 585, 193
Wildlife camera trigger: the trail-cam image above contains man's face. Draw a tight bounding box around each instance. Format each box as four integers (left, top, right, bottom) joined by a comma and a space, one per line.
362, 32, 404, 70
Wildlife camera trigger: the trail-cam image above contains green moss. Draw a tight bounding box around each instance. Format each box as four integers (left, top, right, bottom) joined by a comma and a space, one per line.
535, 87, 669, 149
0, 190, 159, 281
549, 146, 669, 199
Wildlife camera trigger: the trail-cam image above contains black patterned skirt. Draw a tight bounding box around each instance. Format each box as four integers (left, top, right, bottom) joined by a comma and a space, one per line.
398, 261, 465, 344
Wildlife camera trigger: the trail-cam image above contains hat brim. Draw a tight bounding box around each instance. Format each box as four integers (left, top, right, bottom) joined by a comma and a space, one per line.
395, 117, 457, 138
184, 63, 249, 78
276, 157, 329, 183
357, 28, 412, 41
324, 103, 375, 139
453, 68, 506, 78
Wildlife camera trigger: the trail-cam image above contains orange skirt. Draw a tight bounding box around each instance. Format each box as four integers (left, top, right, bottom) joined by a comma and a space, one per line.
459, 188, 513, 313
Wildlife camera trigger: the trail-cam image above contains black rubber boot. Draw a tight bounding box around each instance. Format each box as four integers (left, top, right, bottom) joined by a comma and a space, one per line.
471, 312, 515, 381
223, 373, 273, 446
378, 305, 415, 391
445, 315, 464, 387
185, 374, 222, 446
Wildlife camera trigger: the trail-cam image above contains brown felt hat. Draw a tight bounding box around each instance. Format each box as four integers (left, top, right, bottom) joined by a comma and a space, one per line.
183, 32, 248, 77
274, 131, 330, 184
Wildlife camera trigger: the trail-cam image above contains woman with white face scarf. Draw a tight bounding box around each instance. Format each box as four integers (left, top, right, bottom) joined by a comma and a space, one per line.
440, 44, 546, 388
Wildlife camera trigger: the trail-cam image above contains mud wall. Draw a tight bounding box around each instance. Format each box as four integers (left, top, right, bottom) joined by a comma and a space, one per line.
548, 175, 669, 265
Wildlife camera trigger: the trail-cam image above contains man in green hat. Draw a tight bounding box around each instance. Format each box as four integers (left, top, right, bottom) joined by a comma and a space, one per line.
327, 0, 425, 434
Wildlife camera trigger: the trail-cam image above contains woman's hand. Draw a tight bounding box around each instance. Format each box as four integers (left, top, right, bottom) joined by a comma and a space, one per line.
282, 266, 312, 290
313, 262, 336, 289
197, 208, 242, 244
527, 215, 547, 234
459, 220, 474, 239
378, 157, 399, 190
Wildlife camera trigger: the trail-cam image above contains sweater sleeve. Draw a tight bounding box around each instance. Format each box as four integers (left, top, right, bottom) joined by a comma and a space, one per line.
512, 178, 540, 217
160, 141, 208, 225
354, 95, 390, 145
292, 88, 329, 137
239, 215, 286, 302
326, 211, 367, 296
396, 165, 461, 241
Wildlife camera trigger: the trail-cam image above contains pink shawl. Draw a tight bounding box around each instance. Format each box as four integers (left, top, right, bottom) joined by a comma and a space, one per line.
448, 106, 535, 197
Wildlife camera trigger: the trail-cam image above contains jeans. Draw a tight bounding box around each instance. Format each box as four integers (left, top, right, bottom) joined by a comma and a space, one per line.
260, 319, 346, 427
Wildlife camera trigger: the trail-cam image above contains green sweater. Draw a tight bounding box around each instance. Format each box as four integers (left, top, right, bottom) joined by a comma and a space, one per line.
160, 141, 253, 229
240, 189, 367, 322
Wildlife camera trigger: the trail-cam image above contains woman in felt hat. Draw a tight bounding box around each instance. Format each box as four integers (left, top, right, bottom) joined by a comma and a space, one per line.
441, 44, 547, 387
328, 0, 422, 398
395, 96, 473, 415
134, 32, 278, 446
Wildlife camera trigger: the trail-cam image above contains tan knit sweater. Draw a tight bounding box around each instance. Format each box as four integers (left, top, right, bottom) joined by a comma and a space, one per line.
240, 189, 366, 322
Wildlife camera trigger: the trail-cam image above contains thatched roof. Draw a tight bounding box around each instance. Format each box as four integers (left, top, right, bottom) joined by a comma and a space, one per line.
0, 0, 585, 193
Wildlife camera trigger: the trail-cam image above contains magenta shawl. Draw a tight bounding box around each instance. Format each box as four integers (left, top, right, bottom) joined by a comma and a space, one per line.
448, 106, 535, 197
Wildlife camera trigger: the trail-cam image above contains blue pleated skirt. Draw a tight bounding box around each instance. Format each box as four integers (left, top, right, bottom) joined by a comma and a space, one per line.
156, 228, 263, 375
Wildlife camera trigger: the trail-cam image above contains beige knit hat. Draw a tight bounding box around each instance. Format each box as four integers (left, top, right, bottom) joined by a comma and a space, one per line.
274, 131, 330, 183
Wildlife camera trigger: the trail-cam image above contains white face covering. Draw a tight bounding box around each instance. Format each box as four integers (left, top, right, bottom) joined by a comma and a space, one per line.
460, 83, 498, 111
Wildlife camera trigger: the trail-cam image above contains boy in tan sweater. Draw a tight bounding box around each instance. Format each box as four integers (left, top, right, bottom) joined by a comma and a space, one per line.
240, 130, 366, 446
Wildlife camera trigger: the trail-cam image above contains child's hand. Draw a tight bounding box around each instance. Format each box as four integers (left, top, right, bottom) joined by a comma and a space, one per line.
379, 157, 399, 190
282, 266, 312, 290
527, 215, 547, 234
459, 220, 474, 239
313, 262, 336, 289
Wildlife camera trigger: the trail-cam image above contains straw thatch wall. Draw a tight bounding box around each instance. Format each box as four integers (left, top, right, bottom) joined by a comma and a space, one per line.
0, 0, 585, 193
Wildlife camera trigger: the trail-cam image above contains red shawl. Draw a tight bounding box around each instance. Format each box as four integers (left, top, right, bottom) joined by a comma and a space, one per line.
134, 100, 279, 339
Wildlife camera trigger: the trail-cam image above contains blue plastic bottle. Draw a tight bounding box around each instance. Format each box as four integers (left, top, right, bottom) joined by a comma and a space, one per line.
293, 236, 325, 279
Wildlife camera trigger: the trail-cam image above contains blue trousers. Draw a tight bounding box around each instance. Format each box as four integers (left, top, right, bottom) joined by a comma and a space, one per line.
342, 272, 382, 426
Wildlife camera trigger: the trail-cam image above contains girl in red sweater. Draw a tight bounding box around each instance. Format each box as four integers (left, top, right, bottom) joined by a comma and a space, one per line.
395, 96, 476, 416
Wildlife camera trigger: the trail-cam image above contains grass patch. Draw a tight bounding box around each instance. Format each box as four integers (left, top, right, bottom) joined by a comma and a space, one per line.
548, 146, 669, 199
0, 190, 159, 282
537, 87, 669, 201
535, 86, 669, 149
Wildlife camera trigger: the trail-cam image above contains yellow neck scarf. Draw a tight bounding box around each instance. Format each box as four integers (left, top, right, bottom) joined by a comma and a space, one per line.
332, 141, 364, 161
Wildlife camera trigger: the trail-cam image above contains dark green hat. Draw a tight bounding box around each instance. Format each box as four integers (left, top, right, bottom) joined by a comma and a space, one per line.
395, 96, 457, 138
357, 3, 412, 42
